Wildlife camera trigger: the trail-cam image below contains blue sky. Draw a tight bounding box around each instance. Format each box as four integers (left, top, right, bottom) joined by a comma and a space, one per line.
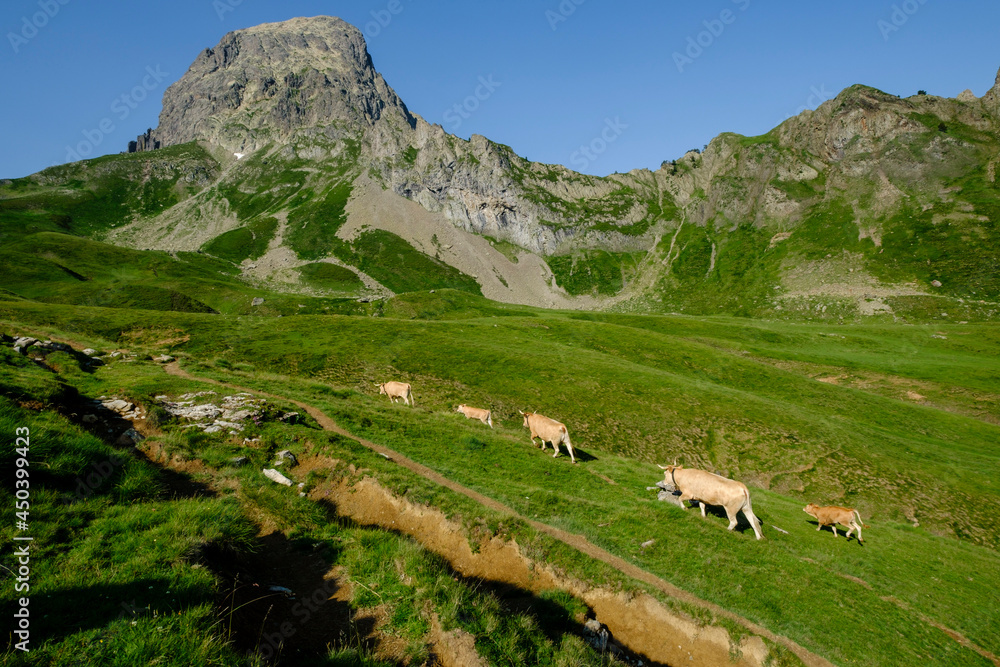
1, 0, 998, 178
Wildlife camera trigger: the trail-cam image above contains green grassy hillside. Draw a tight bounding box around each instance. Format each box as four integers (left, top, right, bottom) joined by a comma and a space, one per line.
2, 293, 998, 665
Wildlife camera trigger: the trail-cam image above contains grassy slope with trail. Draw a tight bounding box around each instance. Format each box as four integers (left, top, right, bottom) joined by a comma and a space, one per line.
0, 336, 619, 666
1, 293, 998, 666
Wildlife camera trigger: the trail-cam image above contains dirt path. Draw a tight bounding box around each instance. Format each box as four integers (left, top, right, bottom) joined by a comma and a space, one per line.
164, 362, 836, 667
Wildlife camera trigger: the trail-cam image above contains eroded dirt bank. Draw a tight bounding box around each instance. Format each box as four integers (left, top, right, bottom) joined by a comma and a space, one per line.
313, 473, 770, 667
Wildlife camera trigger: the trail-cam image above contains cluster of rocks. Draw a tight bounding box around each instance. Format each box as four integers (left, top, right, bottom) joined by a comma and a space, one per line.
645, 480, 685, 508
155, 391, 268, 434
10, 336, 104, 363
6, 336, 128, 367
95, 397, 147, 421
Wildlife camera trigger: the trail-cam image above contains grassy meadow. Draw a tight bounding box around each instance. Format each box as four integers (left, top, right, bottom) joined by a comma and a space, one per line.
1, 291, 998, 666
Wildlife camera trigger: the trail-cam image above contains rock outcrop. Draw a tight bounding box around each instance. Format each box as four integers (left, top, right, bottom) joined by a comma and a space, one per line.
136, 16, 413, 154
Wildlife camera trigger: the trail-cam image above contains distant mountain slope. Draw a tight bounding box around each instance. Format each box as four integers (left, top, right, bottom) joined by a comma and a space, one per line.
3, 15, 999, 319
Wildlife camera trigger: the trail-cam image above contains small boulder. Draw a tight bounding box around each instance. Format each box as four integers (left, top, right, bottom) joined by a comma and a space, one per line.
154, 354, 175, 363
276, 450, 298, 467
82, 414, 99, 424
583, 619, 609, 651
263, 468, 293, 486
931, 280, 942, 288
252, 297, 265, 307
117, 428, 143, 446
229, 456, 250, 467
103, 399, 133, 413
82, 348, 98, 356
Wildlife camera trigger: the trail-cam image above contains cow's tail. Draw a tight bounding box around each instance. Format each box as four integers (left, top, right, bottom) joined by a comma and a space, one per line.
409, 388, 415, 407
487, 412, 493, 428
853, 509, 869, 528
743, 486, 763, 532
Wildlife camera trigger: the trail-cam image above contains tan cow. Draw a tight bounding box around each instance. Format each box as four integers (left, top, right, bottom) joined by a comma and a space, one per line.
803, 504, 867, 543
658, 464, 764, 540
456, 404, 493, 428
519, 411, 576, 463
378, 381, 414, 406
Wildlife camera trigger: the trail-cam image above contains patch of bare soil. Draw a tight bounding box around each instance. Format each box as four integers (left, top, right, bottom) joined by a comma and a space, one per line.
428, 614, 487, 667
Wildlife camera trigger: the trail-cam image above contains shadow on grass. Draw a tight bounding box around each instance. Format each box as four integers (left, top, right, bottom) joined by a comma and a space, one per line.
804, 520, 865, 545
200, 531, 380, 664
675, 500, 768, 539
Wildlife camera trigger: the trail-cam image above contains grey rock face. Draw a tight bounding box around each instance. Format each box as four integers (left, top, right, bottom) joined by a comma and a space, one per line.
128, 15, 634, 254
139, 16, 413, 154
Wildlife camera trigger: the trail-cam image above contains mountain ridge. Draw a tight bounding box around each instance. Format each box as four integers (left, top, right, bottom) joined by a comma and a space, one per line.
5, 15, 1000, 318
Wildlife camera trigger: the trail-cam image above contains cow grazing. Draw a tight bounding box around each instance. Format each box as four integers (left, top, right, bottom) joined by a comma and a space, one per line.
658, 464, 764, 540
378, 381, 414, 406
519, 411, 576, 463
457, 404, 493, 428
803, 504, 867, 543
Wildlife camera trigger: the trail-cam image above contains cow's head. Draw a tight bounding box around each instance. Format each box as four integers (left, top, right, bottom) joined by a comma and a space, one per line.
378, 384, 386, 395
657, 463, 683, 487
456, 404, 465, 412
803, 503, 819, 516
519, 410, 532, 427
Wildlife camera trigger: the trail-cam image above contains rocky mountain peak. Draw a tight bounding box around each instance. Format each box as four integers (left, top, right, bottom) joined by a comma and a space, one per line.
135, 15, 414, 153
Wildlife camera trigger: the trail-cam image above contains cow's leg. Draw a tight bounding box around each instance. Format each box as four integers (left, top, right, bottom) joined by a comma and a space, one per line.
851, 521, 863, 543
677, 492, 692, 510
699, 502, 707, 517
816, 524, 822, 531
832, 525, 839, 538
552, 440, 561, 458
724, 507, 739, 531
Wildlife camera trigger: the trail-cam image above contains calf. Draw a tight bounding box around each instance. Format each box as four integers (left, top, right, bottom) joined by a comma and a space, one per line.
803, 504, 867, 543
456, 404, 493, 428
658, 464, 763, 540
